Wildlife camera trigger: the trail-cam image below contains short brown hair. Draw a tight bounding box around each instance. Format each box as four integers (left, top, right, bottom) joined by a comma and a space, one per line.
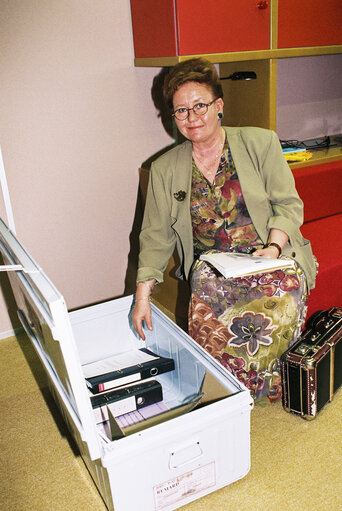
163, 58, 223, 110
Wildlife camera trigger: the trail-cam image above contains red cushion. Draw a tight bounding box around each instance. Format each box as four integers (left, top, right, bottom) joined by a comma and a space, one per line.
301, 214, 342, 317
293, 161, 342, 223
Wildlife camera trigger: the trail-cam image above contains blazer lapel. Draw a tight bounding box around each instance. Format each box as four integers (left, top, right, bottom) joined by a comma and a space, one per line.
170, 141, 193, 224
169, 141, 194, 271
226, 126, 268, 243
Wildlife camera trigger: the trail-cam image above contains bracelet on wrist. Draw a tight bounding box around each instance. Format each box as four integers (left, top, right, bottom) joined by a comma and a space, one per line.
135, 296, 151, 302
263, 242, 282, 257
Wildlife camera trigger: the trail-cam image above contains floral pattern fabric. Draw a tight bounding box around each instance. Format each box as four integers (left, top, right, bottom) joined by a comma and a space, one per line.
191, 143, 263, 259
189, 143, 308, 402
189, 257, 308, 401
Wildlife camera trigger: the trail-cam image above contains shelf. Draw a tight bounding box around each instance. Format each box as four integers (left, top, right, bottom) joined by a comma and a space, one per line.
134, 45, 342, 67
289, 146, 342, 169
220, 60, 277, 132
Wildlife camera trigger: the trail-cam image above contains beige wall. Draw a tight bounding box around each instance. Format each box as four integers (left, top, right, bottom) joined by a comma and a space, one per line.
277, 54, 342, 141
0, 1, 173, 337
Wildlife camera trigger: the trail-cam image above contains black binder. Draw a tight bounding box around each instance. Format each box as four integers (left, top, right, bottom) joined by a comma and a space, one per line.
91, 379, 163, 423
85, 348, 175, 394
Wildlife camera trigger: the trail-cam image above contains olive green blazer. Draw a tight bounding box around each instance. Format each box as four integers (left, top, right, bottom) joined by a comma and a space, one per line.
137, 126, 317, 290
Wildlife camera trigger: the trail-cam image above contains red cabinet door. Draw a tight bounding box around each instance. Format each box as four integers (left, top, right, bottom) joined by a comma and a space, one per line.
278, 0, 342, 48
130, 0, 177, 58
176, 0, 270, 55
130, 0, 270, 59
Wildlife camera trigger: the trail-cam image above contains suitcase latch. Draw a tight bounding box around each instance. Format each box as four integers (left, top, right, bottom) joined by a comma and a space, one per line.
294, 343, 311, 355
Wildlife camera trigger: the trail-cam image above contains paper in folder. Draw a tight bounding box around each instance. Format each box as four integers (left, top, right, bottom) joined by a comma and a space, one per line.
91, 379, 163, 424
200, 251, 296, 279
83, 347, 175, 394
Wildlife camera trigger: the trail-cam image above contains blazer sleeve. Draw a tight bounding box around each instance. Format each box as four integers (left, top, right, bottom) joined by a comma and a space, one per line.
136, 161, 177, 284
261, 130, 304, 244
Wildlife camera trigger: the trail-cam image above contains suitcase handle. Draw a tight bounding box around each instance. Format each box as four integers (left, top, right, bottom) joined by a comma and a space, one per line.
305, 310, 325, 329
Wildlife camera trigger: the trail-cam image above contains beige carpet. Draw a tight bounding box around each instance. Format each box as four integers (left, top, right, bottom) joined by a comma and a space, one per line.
0, 333, 341, 511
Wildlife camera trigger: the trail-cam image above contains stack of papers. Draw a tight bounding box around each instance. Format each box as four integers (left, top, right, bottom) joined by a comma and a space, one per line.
200, 252, 295, 278
282, 147, 312, 162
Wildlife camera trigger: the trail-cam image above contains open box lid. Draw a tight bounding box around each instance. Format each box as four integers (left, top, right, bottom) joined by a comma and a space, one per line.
0, 218, 102, 460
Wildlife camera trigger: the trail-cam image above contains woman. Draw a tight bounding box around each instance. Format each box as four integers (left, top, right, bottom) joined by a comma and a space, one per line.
132, 58, 317, 401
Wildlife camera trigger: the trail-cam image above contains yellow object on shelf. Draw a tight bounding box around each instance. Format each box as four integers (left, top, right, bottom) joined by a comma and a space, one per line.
284, 151, 313, 162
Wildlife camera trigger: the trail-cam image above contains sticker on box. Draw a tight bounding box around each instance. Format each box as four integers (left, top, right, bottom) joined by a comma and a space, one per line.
153, 462, 216, 510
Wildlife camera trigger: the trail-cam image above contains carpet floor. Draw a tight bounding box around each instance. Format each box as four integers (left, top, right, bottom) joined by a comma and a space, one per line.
0, 333, 341, 511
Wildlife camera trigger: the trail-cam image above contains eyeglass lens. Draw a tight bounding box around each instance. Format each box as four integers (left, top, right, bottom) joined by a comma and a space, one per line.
173, 99, 216, 120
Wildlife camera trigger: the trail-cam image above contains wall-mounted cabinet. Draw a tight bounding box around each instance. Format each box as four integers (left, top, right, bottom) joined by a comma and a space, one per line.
130, 0, 270, 58
131, 0, 342, 65
278, 0, 342, 48
131, 0, 342, 166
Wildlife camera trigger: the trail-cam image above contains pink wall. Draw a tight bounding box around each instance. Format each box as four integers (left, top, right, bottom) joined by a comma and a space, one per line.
0, 1, 172, 337
277, 55, 342, 141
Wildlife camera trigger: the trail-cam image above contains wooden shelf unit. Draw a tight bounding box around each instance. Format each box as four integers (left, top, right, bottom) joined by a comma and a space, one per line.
134, 45, 342, 68
289, 146, 342, 169
131, 1, 342, 167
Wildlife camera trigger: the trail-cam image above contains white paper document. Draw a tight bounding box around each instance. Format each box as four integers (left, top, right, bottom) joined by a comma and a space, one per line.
200, 252, 295, 278
82, 349, 159, 379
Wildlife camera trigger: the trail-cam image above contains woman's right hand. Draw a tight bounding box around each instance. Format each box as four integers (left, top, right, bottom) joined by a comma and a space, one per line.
132, 279, 156, 340
132, 298, 152, 341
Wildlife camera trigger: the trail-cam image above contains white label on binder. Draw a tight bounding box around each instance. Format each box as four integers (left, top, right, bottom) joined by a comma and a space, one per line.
101, 373, 142, 391
107, 396, 137, 418
93, 396, 137, 424
153, 462, 216, 510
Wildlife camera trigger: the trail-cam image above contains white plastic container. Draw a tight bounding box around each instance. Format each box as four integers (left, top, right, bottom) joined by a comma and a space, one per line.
0, 218, 253, 511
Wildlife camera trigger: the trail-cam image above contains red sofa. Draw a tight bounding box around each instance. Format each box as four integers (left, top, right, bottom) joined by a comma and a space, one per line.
292, 159, 342, 318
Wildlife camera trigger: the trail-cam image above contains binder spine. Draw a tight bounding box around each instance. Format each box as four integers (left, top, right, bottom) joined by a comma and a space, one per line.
91, 380, 163, 422
140, 358, 175, 379
87, 353, 175, 394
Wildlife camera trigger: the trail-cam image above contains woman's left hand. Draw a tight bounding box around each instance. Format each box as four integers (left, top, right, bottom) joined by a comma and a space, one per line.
252, 245, 280, 259
253, 229, 287, 259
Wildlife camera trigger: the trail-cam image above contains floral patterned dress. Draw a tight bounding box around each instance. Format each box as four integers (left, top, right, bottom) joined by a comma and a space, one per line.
188, 141, 308, 402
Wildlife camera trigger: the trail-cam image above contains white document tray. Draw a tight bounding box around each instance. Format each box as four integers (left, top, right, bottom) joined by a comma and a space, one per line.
0, 218, 253, 511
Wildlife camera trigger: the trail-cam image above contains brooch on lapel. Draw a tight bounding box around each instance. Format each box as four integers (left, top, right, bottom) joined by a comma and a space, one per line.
173, 190, 186, 202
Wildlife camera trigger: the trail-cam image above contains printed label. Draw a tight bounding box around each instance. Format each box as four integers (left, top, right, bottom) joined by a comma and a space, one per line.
107, 396, 136, 417
102, 373, 142, 391
153, 462, 216, 510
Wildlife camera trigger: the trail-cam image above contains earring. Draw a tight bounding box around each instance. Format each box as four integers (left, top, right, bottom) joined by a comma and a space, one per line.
218, 112, 223, 120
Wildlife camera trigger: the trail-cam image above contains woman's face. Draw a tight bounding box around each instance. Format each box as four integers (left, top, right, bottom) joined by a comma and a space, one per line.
172, 81, 223, 145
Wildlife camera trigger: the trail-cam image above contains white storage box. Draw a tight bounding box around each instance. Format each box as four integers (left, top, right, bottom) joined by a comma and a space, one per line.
0, 218, 253, 511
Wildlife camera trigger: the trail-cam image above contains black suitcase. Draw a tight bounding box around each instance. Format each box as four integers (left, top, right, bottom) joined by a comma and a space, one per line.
281, 307, 342, 419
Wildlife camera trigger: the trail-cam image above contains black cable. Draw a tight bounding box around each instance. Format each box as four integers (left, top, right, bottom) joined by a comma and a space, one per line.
280, 136, 331, 150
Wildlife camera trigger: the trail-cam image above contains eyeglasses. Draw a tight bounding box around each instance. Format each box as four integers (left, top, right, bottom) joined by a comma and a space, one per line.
172, 98, 218, 121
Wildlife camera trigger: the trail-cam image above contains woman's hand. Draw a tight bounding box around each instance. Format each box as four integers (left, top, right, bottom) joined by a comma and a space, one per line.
132, 279, 156, 340
252, 229, 288, 259
132, 298, 152, 341
252, 245, 281, 259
